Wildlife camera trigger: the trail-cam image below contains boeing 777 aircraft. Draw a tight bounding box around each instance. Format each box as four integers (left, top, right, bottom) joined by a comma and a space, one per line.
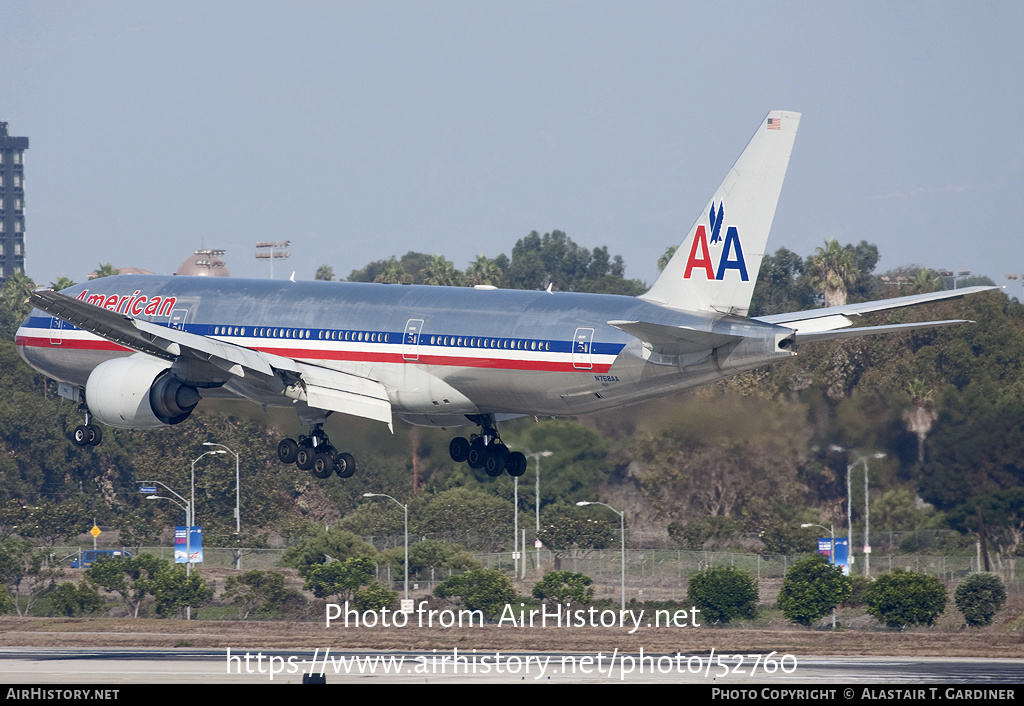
16, 111, 991, 480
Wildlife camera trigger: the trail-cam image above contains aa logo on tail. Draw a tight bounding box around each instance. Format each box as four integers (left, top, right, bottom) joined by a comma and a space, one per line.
681, 202, 748, 281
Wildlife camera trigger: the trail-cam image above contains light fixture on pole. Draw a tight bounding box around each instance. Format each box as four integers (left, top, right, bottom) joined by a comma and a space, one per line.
577, 501, 625, 612
140, 480, 192, 620
830, 446, 885, 575
518, 449, 552, 572
363, 493, 409, 601
204, 442, 241, 570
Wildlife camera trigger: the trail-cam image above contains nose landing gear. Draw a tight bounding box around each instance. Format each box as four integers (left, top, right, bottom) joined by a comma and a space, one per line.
71, 405, 103, 447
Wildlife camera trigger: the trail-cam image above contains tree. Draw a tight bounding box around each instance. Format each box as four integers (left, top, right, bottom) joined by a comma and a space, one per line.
420, 254, 465, 287
379, 539, 480, 582
46, 580, 105, 617
537, 503, 615, 567
863, 568, 946, 628
223, 570, 293, 620
657, 245, 677, 273
352, 581, 398, 611
151, 564, 213, 618
314, 265, 335, 281
686, 566, 758, 623
0, 271, 36, 340
302, 556, 376, 602
532, 571, 594, 605
49, 276, 77, 291
465, 254, 504, 288
280, 526, 377, 573
777, 555, 852, 626
806, 239, 859, 307
954, 573, 1007, 628
434, 568, 517, 619
89, 262, 120, 280
0, 538, 62, 616
85, 554, 165, 618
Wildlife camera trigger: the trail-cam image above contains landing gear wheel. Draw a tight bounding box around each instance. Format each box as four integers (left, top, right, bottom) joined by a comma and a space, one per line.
507, 451, 528, 477
335, 452, 356, 479
73, 425, 90, 447
483, 448, 507, 477
277, 438, 298, 464
311, 452, 334, 479
87, 425, 102, 446
295, 445, 316, 471
467, 439, 486, 470
449, 437, 470, 463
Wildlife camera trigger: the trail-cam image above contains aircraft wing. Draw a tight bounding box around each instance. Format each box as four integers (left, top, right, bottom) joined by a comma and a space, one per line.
27, 289, 393, 427
754, 286, 996, 343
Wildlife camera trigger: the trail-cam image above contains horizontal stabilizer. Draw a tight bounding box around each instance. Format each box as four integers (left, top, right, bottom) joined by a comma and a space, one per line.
793, 319, 972, 344
755, 286, 997, 328
608, 319, 741, 355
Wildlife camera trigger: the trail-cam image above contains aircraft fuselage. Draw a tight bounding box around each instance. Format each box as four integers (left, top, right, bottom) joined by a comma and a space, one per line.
16, 274, 795, 426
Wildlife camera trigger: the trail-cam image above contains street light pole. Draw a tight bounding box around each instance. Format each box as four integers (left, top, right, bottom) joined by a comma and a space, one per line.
520, 449, 552, 573
203, 442, 241, 569
577, 501, 625, 612
363, 493, 408, 600
831, 446, 885, 576
141, 480, 192, 620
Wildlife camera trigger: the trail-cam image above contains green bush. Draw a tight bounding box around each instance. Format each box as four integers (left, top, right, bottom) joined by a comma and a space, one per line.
954, 573, 1006, 627
686, 566, 758, 623
532, 571, 594, 605
434, 568, 517, 620
863, 569, 947, 628
353, 580, 399, 612
777, 555, 852, 626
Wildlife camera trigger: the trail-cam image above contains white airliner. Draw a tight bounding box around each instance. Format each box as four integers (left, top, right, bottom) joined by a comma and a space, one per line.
16, 111, 991, 480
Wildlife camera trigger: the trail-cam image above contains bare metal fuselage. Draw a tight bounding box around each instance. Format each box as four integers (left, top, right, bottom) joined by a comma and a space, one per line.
17, 275, 794, 427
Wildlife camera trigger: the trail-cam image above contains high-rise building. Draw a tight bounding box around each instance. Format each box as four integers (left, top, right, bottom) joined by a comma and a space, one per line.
0, 121, 29, 282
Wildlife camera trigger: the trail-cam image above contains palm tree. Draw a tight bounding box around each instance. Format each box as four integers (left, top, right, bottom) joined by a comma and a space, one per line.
806, 239, 858, 307
89, 262, 120, 280
314, 265, 335, 282
909, 268, 943, 294
904, 379, 937, 463
49, 276, 77, 291
465, 254, 503, 287
373, 258, 413, 284
420, 254, 464, 287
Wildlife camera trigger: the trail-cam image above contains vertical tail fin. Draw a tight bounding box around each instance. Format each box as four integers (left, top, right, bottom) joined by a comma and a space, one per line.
641, 110, 800, 315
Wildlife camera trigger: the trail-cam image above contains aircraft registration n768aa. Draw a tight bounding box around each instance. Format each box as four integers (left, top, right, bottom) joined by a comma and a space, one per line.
16, 111, 991, 480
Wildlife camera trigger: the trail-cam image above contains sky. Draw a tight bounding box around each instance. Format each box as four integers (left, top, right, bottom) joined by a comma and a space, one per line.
2, 2, 1022, 294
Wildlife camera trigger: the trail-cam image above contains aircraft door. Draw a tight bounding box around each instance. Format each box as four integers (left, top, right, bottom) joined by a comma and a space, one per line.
403, 319, 424, 361
169, 308, 189, 331
572, 327, 595, 370
49, 316, 63, 346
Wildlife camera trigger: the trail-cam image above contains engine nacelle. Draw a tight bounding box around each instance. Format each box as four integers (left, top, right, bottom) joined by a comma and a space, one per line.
85, 356, 201, 429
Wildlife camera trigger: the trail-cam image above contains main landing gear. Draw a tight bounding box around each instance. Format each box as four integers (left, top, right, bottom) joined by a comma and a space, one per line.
448, 415, 528, 478
277, 424, 357, 480
71, 405, 102, 447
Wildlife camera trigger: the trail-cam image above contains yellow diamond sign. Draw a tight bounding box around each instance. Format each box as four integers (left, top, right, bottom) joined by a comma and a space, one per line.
90, 525, 101, 538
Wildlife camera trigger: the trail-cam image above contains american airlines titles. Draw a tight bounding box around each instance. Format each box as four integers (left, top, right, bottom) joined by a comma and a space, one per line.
76, 289, 177, 318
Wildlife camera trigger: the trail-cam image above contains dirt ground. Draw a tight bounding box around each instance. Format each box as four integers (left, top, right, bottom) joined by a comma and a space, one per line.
1, 615, 1021, 658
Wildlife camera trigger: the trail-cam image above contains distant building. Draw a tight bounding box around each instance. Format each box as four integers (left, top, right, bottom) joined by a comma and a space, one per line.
175, 249, 230, 277
0, 121, 29, 282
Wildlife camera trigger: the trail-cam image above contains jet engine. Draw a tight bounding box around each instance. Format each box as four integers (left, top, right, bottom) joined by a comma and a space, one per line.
85, 355, 201, 429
